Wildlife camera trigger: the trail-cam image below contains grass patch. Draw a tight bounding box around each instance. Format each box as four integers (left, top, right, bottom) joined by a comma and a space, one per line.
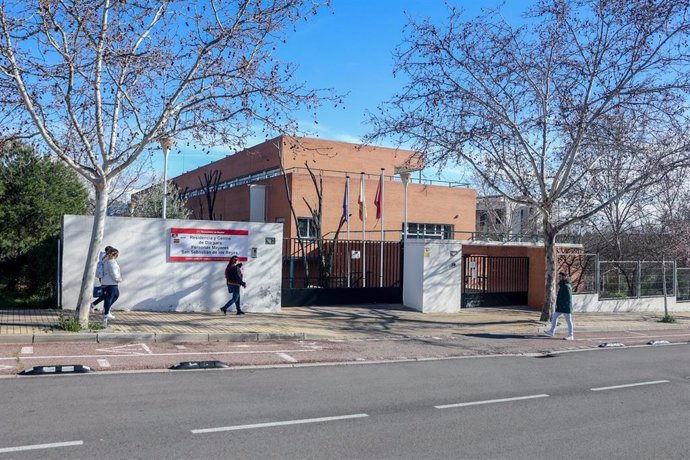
659, 314, 677, 323
0, 284, 53, 309
55, 313, 105, 332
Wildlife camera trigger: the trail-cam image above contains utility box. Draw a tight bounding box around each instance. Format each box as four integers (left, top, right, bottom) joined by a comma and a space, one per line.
402, 239, 462, 313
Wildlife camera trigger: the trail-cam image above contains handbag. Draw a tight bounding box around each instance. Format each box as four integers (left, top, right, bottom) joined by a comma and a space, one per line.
93, 286, 104, 298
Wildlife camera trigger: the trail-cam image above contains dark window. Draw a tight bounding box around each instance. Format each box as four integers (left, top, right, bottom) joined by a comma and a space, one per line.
404, 223, 454, 240
297, 217, 317, 239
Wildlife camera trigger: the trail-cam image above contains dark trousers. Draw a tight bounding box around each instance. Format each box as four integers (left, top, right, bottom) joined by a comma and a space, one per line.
103, 285, 120, 314
223, 284, 241, 311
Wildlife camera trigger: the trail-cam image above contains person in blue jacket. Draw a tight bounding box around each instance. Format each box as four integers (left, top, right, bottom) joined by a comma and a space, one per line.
545, 272, 574, 340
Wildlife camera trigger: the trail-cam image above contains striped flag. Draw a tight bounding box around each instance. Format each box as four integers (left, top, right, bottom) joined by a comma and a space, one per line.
374, 173, 383, 220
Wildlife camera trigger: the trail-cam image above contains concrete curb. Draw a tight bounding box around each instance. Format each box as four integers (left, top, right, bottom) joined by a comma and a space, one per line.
0, 334, 33, 344
97, 333, 156, 343
208, 332, 259, 342
34, 333, 97, 343
155, 333, 209, 343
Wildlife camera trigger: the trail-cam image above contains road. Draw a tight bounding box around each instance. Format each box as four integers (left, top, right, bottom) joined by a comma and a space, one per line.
2, 328, 690, 375
1, 345, 689, 459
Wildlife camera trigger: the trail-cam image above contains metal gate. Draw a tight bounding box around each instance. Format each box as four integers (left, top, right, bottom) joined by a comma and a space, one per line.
281, 238, 403, 306
462, 255, 529, 308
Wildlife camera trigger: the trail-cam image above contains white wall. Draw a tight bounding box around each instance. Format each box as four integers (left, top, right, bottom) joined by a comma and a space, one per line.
403, 240, 462, 313
573, 293, 690, 313
61, 215, 283, 313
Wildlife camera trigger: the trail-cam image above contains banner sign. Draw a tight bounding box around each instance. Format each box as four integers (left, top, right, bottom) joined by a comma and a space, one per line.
169, 228, 249, 262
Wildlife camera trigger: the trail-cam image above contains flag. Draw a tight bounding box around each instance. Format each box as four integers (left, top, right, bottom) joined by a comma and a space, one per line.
374, 174, 382, 220
358, 175, 367, 221
342, 178, 349, 221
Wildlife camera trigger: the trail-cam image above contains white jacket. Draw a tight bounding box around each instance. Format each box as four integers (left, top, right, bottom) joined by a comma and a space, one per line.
101, 259, 122, 286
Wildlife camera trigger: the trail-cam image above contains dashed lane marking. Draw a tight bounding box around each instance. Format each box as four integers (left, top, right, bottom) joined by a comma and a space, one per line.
0, 441, 83, 454
590, 380, 670, 392
191, 413, 369, 434
277, 353, 298, 363
20, 346, 33, 354
175, 345, 187, 350
435, 394, 550, 409
97, 359, 111, 368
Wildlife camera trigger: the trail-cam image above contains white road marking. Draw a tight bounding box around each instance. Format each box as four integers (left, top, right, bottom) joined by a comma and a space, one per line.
20, 346, 33, 354
95, 343, 153, 355
590, 380, 670, 392
0, 440, 83, 454
435, 394, 550, 409
97, 359, 111, 368
191, 413, 368, 434
0, 349, 316, 361
277, 353, 298, 363
175, 345, 187, 350
0, 364, 15, 370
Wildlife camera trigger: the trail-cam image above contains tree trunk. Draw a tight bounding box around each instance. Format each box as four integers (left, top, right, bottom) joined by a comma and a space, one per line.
76, 181, 108, 327
540, 223, 558, 322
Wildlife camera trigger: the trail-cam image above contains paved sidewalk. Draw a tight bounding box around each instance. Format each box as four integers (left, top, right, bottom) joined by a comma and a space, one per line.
1, 305, 688, 344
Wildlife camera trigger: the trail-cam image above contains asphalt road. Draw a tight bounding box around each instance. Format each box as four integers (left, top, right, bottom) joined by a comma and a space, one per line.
2, 328, 690, 375
1, 345, 689, 459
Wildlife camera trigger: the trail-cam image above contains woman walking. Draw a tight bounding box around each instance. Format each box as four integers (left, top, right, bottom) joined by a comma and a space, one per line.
545, 272, 574, 340
221, 256, 246, 315
102, 248, 122, 325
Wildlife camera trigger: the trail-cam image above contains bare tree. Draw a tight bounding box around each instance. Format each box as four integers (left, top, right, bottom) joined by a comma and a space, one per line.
0, 0, 334, 325
196, 170, 223, 220
366, 0, 690, 320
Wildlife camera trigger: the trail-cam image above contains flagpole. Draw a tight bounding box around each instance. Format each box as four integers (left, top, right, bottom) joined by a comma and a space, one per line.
379, 168, 385, 288
360, 172, 366, 288
346, 175, 351, 288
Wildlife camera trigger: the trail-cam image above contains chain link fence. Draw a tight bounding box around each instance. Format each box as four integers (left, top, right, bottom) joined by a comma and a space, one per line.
558, 254, 682, 300
678, 268, 690, 302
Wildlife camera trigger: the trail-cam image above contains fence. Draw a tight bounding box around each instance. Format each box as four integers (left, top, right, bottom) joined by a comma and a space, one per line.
557, 253, 682, 300
678, 268, 690, 302
282, 238, 402, 289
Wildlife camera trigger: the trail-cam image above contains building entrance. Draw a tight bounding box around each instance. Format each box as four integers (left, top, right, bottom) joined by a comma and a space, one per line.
281, 238, 403, 306
462, 255, 529, 307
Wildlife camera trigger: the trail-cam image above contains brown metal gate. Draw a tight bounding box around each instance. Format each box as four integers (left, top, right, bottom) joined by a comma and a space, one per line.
462, 255, 529, 307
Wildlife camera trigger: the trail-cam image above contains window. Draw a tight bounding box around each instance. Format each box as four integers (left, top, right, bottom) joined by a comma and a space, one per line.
404, 223, 454, 240
297, 217, 318, 239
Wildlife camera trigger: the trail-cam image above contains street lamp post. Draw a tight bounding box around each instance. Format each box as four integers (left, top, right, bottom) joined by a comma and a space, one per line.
159, 136, 174, 219
399, 171, 411, 243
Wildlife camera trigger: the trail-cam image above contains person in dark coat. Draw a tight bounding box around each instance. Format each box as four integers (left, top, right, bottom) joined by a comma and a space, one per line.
221, 256, 246, 315
545, 272, 574, 340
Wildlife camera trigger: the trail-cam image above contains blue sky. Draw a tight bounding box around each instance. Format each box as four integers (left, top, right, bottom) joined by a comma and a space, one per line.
166, 0, 522, 182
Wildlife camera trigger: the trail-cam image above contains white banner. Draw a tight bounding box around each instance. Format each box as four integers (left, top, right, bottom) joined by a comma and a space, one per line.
169, 228, 249, 262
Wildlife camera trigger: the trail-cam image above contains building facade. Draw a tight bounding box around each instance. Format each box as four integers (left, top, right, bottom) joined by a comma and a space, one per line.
172, 136, 478, 241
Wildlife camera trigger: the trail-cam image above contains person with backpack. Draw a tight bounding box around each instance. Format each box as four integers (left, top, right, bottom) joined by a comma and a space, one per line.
91, 246, 114, 311
221, 256, 246, 315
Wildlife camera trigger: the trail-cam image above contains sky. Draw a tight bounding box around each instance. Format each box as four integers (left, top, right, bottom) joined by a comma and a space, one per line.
164, 0, 524, 183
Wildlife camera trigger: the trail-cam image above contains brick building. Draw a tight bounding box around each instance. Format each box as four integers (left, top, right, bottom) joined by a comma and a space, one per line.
172, 135, 477, 241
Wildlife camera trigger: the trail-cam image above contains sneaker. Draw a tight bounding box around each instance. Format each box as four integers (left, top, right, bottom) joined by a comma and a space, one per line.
220, 307, 227, 315
105, 312, 115, 319
236, 310, 245, 315
544, 330, 554, 337
564, 335, 574, 340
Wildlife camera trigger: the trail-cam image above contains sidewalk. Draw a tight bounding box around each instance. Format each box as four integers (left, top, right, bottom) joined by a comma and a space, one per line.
1, 305, 689, 344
